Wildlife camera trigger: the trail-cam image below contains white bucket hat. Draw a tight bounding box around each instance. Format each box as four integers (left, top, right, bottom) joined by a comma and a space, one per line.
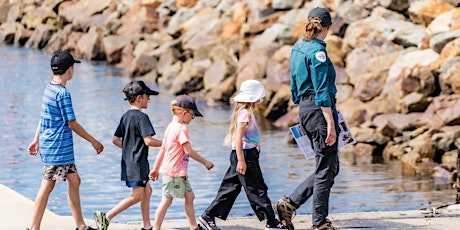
233, 79, 266, 103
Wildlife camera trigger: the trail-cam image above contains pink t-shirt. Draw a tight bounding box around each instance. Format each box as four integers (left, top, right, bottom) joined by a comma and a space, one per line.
231, 109, 260, 150
159, 117, 190, 177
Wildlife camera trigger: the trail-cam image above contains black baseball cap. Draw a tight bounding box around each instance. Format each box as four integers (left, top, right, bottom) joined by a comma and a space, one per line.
123, 81, 159, 100
50, 51, 81, 73
308, 7, 332, 26
172, 95, 203, 117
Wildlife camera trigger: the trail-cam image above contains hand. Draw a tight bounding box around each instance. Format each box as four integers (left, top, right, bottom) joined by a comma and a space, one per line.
27, 141, 39, 156
204, 160, 214, 170
325, 122, 337, 146
149, 170, 159, 181
92, 140, 104, 154
236, 160, 246, 175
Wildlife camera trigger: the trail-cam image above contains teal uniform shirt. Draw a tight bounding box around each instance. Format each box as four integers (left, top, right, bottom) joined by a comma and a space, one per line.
290, 38, 337, 107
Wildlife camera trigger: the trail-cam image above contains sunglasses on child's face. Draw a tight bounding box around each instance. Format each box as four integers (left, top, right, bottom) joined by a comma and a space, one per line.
185, 111, 195, 119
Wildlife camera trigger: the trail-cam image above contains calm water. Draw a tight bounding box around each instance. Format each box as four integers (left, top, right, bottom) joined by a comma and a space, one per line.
0, 46, 456, 222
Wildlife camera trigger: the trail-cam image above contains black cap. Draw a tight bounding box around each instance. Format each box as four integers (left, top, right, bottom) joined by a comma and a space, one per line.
308, 7, 332, 26
50, 51, 81, 73
172, 95, 203, 117
123, 81, 159, 100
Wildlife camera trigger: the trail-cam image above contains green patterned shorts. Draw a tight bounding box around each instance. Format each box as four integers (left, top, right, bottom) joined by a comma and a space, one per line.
162, 175, 192, 198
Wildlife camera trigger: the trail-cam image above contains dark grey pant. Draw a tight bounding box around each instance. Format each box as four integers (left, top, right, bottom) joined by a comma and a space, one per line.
204, 148, 277, 222
288, 96, 340, 226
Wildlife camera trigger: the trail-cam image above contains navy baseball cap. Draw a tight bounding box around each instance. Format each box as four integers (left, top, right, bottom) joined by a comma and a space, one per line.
123, 81, 159, 100
308, 7, 332, 26
172, 95, 203, 117
50, 51, 81, 73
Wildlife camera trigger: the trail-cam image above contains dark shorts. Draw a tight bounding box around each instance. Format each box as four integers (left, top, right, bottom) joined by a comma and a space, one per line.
43, 164, 77, 181
125, 180, 148, 188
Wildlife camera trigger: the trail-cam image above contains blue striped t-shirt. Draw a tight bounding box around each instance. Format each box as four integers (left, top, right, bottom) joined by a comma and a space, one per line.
39, 83, 76, 165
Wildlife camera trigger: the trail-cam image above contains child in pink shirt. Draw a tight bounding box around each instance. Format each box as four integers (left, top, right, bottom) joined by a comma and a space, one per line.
149, 95, 214, 230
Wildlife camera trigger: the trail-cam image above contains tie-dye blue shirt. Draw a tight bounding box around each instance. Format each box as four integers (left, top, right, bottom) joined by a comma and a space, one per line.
231, 109, 260, 150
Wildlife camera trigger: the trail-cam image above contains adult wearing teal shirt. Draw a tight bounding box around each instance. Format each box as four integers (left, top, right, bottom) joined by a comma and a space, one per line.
275, 7, 340, 230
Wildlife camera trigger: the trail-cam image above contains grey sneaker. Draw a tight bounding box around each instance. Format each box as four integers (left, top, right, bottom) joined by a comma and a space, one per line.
275, 198, 296, 230
94, 211, 110, 230
312, 219, 337, 230
199, 213, 221, 230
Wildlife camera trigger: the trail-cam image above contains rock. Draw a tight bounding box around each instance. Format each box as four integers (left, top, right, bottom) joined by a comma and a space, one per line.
117, 1, 160, 36
0, 2, 12, 24
176, 0, 198, 9
353, 72, 387, 102
408, 0, 455, 26
400, 92, 430, 113
0, 21, 19, 44
418, 95, 460, 129
345, 34, 403, 87
352, 126, 391, 145
170, 59, 202, 94
157, 61, 182, 89
127, 54, 157, 77
439, 37, 460, 61
264, 84, 291, 121
205, 75, 236, 103
76, 26, 104, 60
24, 24, 52, 49
354, 143, 374, 165
438, 57, 460, 94
430, 30, 460, 53
59, 0, 113, 30
401, 151, 421, 175
382, 49, 439, 109
102, 35, 133, 63
377, 119, 400, 137
382, 141, 405, 161
431, 126, 460, 152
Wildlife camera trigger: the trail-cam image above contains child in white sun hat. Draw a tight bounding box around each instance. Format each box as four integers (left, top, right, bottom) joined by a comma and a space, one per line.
199, 79, 286, 230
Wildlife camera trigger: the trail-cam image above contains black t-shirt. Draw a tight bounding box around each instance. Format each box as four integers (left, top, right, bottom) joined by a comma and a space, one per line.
114, 110, 156, 182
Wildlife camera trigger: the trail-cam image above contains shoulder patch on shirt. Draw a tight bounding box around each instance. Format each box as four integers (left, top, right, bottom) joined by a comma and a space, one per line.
315, 51, 327, 62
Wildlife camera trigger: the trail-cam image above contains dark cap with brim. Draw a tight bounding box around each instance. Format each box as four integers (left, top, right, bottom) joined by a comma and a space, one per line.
123, 81, 159, 100
308, 7, 332, 26
173, 95, 203, 117
50, 51, 81, 73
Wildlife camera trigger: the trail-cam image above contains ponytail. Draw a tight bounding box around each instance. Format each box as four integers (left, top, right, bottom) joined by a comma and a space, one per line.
304, 16, 327, 40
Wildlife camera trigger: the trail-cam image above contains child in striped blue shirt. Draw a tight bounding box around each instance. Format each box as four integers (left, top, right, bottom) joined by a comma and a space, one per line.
27, 51, 104, 230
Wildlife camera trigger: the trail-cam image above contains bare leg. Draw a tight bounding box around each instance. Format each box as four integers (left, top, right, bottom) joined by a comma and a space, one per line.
67, 173, 88, 230
184, 191, 198, 230
30, 179, 56, 230
107, 186, 144, 220
153, 196, 173, 230
140, 183, 153, 228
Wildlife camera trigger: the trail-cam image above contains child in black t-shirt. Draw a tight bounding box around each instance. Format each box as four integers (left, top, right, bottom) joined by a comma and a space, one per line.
94, 81, 162, 230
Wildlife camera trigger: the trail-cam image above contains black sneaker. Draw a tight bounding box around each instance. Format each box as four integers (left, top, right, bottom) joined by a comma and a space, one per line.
195, 224, 206, 230
75, 227, 97, 230
141, 227, 153, 230
266, 219, 288, 229
198, 213, 221, 230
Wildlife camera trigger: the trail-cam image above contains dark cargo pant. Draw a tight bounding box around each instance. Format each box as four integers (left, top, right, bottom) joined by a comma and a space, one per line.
204, 147, 277, 222
288, 95, 340, 226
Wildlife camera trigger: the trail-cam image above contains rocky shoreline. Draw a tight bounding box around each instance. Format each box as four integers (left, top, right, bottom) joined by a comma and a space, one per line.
1, 0, 460, 184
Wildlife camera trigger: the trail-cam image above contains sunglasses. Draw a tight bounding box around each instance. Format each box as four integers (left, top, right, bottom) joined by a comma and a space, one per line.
185, 111, 195, 119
